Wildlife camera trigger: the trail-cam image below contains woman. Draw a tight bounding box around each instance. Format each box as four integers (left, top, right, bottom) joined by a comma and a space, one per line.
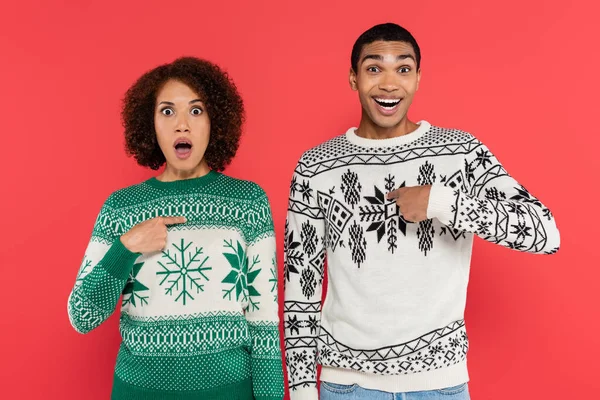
67, 57, 283, 400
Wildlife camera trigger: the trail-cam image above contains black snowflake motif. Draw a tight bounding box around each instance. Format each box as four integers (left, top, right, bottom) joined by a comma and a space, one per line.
485, 187, 506, 201
362, 186, 393, 238
507, 203, 526, 217
450, 338, 461, 349
477, 220, 493, 235
340, 169, 362, 208
299, 180, 313, 203
359, 177, 409, 254
284, 221, 303, 281
285, 314, 302, 336
319, 347, 332, 359
474, 148, 493, 169
290, 177, 314, 203
510, 220, 532, 242
306, 315, 319, 335
293, 352, 308, 364
300, 268, 317, 298
301, 221, 318, 257
428, 344, 444, 356
476, 199, 489, 214
348, 221, 367, 268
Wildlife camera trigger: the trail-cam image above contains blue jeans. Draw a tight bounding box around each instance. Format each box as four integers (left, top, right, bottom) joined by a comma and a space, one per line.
320, 382, 470, 400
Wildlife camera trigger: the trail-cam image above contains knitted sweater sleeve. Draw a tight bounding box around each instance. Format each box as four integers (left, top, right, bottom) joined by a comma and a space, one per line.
244, 186, 285, 400
283, 157, 327, 400
427, 137, 560, 254
67, 195, 139, 334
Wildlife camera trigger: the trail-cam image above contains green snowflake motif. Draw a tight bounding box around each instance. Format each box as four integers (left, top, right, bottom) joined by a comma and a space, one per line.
75, 257, 92, 287
222, 239, 262, 311
270, 257, 278, 303
156, 239, 211, 305
122, 262, 149, 307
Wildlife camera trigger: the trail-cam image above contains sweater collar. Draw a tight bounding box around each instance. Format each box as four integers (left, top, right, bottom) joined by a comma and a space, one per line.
145, 170, 221, 190
345, 120, 431, 148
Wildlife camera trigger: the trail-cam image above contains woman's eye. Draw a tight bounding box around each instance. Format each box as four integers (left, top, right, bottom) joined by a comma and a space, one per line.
368, 66, 379, 73
400, 67, 410, 73
191, 107, 203, 116
161, 108, 174, 116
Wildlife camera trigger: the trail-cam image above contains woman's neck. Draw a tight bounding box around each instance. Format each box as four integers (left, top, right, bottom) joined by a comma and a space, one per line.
156, 161, 211, 182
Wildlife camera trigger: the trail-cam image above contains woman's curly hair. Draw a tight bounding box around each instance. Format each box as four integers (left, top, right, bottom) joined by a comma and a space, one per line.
121, 57, 245, 171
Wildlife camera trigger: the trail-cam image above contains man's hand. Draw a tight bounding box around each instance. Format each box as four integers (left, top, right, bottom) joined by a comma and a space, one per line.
120, 216, 186, 254
387, 185, 432, 223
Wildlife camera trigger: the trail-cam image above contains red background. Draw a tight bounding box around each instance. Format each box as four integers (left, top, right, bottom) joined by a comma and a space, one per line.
1, 1, 598, 398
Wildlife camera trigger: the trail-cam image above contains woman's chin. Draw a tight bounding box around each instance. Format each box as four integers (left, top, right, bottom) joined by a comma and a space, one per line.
164, 157, 208, 175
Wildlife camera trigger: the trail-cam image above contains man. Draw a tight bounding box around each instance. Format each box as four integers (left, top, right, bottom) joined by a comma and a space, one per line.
283, 23, 560, 400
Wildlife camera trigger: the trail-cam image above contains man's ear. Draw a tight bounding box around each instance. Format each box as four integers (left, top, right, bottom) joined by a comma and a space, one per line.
349, 67, 358, 91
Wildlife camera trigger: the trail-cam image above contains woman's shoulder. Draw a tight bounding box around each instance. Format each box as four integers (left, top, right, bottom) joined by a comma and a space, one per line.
102, 180, 154, 209
212, 173, 268, 201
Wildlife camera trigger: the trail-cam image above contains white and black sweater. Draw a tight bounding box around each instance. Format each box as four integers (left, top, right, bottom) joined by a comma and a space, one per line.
283, 121, 560, 399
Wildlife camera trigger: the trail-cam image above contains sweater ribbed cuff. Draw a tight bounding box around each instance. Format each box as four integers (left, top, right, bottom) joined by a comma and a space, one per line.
101, 239, 140, 280
427, 185, 458, 225
112, 375, 253, 400
288, 386, 318, 400
321, 361, 469, 393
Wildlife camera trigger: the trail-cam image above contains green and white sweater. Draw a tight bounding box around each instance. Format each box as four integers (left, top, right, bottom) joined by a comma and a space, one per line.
68, 171, 284, 400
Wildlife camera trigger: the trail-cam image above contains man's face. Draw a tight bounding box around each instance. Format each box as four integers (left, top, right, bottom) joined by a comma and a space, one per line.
350, 40, 421, 129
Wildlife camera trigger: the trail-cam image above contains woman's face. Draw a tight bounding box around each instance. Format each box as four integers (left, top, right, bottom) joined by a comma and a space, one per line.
154, 79, 211, 172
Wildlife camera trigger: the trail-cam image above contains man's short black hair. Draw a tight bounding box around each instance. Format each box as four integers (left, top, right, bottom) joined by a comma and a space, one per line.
351, 23, 421, 72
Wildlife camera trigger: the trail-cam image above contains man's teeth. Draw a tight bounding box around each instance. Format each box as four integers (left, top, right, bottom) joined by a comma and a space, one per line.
375, 98, 401, 108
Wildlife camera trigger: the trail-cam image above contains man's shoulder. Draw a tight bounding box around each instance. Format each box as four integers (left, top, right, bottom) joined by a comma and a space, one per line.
425, 123, 477, 144
298, 131, 350, 165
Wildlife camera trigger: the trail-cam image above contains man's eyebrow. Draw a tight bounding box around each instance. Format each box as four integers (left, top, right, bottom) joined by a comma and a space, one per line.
361, 54, 416, 63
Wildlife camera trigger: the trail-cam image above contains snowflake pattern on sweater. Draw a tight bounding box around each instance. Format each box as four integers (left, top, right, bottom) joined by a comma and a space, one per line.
68, 171, 284, 400
283, 121, 560, 398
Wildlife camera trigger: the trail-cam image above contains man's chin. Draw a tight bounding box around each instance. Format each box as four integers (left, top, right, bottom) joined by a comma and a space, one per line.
371, 116, 405, 129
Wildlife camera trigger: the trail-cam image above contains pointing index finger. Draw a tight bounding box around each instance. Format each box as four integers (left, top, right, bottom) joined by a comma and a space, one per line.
387, 187, 404, 200
161, 216, 187, 225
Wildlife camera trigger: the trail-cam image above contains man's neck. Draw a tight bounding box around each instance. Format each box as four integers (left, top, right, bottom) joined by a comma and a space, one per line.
355, 115, 420, 140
